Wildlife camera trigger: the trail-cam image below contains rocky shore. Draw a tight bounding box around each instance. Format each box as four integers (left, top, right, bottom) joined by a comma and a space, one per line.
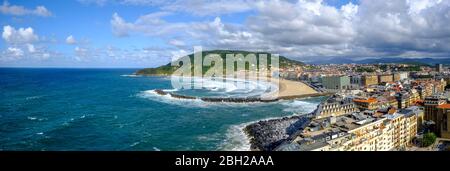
243, 114, 313, 151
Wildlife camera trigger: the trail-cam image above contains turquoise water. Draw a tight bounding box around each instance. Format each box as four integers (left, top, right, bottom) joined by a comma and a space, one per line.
0, 68, 324, 151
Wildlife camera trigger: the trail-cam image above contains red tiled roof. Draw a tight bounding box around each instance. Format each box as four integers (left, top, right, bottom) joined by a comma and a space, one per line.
437, 104, 450, 109
353, 97, 377, 103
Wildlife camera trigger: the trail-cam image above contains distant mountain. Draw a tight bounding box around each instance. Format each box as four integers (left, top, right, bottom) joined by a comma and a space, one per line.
135, 50, 304, 75
309, 57, 450, 65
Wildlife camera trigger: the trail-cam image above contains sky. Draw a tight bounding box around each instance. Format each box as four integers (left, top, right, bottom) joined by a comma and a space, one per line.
0, 0, 449, 68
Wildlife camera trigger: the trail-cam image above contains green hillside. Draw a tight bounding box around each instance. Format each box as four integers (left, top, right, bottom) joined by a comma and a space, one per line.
135, 50, 303, 76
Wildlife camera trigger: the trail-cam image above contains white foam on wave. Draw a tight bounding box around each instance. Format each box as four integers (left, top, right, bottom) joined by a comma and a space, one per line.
171, 76, 278, 98
27, 116, 47, 121
163, 88, 178, 92
138, 89, 275, 108
25, 95, 44, 101
138, 89, 209, 108
27, 116, 37, 120
130, 142, 140, 147
218, 98, 321, 151
280, 99, 318, 114
218, 122, 252, 151
121, 74, 142, 77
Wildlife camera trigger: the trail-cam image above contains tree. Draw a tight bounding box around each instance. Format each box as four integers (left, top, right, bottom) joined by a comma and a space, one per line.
421, 132, 437, 147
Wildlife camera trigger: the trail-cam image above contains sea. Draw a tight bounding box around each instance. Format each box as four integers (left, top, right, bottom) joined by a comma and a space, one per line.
0, 68, 324, 151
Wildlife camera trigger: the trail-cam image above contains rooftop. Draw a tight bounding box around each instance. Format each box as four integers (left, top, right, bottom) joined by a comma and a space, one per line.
353, 97, 377, 103
437, 104, 450, 109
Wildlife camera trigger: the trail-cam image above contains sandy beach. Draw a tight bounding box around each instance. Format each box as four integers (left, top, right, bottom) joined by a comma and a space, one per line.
278, 79, 318, 97
261, 78, 320, 99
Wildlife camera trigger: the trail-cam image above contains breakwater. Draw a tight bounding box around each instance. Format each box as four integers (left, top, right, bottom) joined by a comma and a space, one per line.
243, 115, 313, 151
153, 89, 330, 103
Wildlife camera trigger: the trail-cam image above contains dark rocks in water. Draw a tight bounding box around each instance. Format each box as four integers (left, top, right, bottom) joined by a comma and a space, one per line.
154, 89, 168, 95
169, 93, 197, 100
244, 115, 311, 151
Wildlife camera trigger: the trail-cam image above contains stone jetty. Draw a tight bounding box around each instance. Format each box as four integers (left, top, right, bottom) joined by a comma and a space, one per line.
153, 89, 330, 103
243, 115, 313, 151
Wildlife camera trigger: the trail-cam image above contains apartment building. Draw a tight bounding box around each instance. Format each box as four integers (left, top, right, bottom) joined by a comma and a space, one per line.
353, 97, 378, 111
378, 74, 394, 83
322, 75, 351, 90
362, 75, 378, 87
276, 111, 418, 151
313, 95, 359, 119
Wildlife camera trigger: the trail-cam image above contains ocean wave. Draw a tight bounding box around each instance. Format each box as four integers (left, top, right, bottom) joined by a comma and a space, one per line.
169, 76, 278, 98
25, 95, 44, 101
130, 142, 140, 147
50, 114, 92, 132
280, 99, 318, 114
138, 89, 275, 108
120, 74, 142, 77
217, 98, 320, 151
138, 89, 208, 108
27, 116, 37, 120
218, 122, 252, 151
27, 116, 47, 121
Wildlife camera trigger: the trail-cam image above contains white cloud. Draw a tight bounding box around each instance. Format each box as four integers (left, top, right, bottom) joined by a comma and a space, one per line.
26, 44, 35, 53
6, 47, 23, 57
110, 13, 135, 37
80, 0, 253, 16
75, 46, 88, 55
0, 24, 57, 62
66, 35, 77, 44
2, 25, 39, 44
355, 0, 450, 55
168, 39, 185, 47
163, 0, 255, 16
0, 1, 52, 17
110, 12, 186, 37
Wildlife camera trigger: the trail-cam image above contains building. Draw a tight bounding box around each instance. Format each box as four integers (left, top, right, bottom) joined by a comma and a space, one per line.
353, 97, 378, 110
362, 75, 378, 87
434, 104, 450, 139
276, 111, 418, 151
314, 95, 359, 119
398, 106, 424, 132
436, 64, 443, 72
396, 92, 411, 109
424, 95, 446, 124
350, 75, 362, 89
322, 75, 350, 90
378, 74, 393, 83
393, 72, 408, 81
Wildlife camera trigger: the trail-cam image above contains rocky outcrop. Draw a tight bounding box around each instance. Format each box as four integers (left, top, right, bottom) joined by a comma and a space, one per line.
154, 89, 168, 95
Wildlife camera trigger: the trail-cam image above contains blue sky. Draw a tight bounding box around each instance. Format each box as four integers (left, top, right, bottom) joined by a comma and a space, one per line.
1, 0, 449, 67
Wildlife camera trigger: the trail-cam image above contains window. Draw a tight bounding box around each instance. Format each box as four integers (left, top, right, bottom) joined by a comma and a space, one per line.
444, 114, 448, 131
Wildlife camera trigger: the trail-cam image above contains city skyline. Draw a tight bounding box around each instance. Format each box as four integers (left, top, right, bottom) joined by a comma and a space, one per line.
1, 0, 450, 68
